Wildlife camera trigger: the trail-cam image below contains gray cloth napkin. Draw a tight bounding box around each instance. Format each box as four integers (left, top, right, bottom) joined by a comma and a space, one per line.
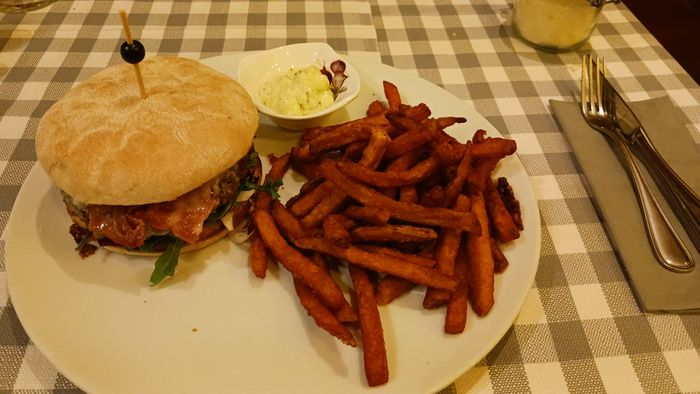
551, 96, 700, 313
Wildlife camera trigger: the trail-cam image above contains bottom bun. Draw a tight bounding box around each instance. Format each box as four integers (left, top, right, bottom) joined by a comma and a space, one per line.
103, 228, 230, 257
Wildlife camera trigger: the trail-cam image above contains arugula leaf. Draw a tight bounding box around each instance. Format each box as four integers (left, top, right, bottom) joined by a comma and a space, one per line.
246, 151, 260, 168
206, 200, 235, 224
149, 239, 184, 286
74, 235, 90, 251
240, 179, 283, 200
138, 235, 173, 253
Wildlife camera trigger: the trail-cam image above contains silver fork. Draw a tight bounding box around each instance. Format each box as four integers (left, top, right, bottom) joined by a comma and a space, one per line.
580, 54, 694, 273
600, 75, 700, 255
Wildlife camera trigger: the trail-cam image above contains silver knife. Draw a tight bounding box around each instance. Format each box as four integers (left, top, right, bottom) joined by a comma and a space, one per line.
604, 77, 700, 254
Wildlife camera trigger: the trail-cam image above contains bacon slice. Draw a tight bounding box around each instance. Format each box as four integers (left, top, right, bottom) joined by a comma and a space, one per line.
134, 180, 219, 244
87, 205, 146, 248
87, 180, 220, 247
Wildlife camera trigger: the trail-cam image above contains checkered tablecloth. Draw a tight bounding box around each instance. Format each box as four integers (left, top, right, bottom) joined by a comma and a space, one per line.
1, 0, 699, 392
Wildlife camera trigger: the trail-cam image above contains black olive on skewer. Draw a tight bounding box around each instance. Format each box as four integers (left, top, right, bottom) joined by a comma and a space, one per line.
120, 40, 145, 64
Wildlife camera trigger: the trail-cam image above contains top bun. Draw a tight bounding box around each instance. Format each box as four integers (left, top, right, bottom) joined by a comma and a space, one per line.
35, 56, 258, 205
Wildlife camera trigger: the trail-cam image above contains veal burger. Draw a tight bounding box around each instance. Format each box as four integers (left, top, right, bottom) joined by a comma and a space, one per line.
35, 56, 261, 284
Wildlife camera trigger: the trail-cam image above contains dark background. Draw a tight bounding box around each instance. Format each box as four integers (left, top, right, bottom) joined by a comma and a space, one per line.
624, 0, 700, 84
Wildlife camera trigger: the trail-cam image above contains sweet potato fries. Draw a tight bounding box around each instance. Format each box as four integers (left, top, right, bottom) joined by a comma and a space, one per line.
248, 81, 524, 386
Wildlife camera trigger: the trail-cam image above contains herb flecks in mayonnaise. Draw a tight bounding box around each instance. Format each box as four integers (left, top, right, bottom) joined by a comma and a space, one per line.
261, 66, 335, 116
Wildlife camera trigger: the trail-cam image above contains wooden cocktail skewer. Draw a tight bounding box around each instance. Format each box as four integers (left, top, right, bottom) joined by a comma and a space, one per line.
119, 9, 147, 99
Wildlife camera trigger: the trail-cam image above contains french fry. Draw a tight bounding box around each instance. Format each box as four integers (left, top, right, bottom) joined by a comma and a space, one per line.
300, 124, 340, 146
308, 127, 373, 155
444, 241, 469, 334
337, 156, 439, 188
254, 192, 273, 211
374, 244, 437, 305
367, 99, 387, 116
301, 191, 347, 229
359, 129, 391, 170
484, 179, 520, 243
432, 135, 465, 165
290, 156, 322, 180
383, 80, 401, 111
249, 231, 269, 279
319, 159, 480, 233
466, 193, 494, 316
497, 177, 523, 230
336, 302, 360, 323
291, 144, 316, 163
293, 278, 357, 347
491, 237, 509, 273
423, 194, 470, 309
380, 147, 424, 198
420, 185, 445, 207
434, 136, 516, 166
308, 116, 390, 155
471, 137, 517, 160
359, 244, 437, 268
288, 180, 334, 217
343, 140, 368, 161
385, 147, 425, 171
349, 265, 389, 386
466, 157, 499, 195
323, 214, 352, 247
298, 176, 325, 196
385, 111, 421, 133
436, 116, 467, 130
302, 130, 391, 228
398, 185, 418, 204
253, 210, 347, 310
311, 251, 358, 323
442, 142, 473, 208
384, 118, 438, 160
285, 176, 322, 209
472, 129, 487, 143
376, 276, 416, 305
401, 102, 431, 122
254, 155, 286, 210
351, 224, 437, 243
250, 152, 291, 211
267, 152, 292, 182
343, 206, 391, 225
289, 181, 334, 216
270, 200, 311, 241
294, 238, 458, 291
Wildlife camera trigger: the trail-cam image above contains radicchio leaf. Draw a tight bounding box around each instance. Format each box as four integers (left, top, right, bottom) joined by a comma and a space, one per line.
321, 60, 348, 99
330, 60, 346, 74
320, 66, 333, 83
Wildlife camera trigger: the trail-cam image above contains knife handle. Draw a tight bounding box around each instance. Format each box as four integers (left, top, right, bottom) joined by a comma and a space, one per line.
609, 131, 694, 272
633, 129, 700, 252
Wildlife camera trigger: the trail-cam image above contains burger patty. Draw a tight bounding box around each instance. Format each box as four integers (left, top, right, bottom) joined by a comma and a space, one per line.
65, 149, 262, 251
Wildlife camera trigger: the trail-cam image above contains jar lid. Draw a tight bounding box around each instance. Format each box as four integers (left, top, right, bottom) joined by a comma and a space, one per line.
589, 0, 621, 7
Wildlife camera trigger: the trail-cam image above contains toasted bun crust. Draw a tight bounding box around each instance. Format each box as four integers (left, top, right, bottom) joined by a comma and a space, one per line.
36, 56, 258, 205
103, 227, 230, 257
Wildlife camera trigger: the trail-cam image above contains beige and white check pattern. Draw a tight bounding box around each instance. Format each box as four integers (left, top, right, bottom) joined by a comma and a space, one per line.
2, 0, 699, 392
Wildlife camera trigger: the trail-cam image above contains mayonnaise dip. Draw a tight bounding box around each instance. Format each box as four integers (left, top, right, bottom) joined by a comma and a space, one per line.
260, 66, 335, 116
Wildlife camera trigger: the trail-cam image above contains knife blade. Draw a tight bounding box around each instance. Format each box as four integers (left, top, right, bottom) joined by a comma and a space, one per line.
603, 77, 700, 253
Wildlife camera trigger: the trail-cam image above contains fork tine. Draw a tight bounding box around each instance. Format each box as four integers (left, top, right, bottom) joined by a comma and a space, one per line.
588, 55, 597, 115
600, 58, 616, 118
594, 55, 603, 115
582, 54, 594, 115
580, 54, 588, 114
594, 56, 613, 118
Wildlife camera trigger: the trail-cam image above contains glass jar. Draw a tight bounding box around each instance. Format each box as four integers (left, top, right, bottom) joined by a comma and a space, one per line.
0, 0, 56, 13
512, 0, 615, 52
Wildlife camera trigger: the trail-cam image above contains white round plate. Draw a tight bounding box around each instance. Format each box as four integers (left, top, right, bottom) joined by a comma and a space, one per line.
5, 54, 541, 394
